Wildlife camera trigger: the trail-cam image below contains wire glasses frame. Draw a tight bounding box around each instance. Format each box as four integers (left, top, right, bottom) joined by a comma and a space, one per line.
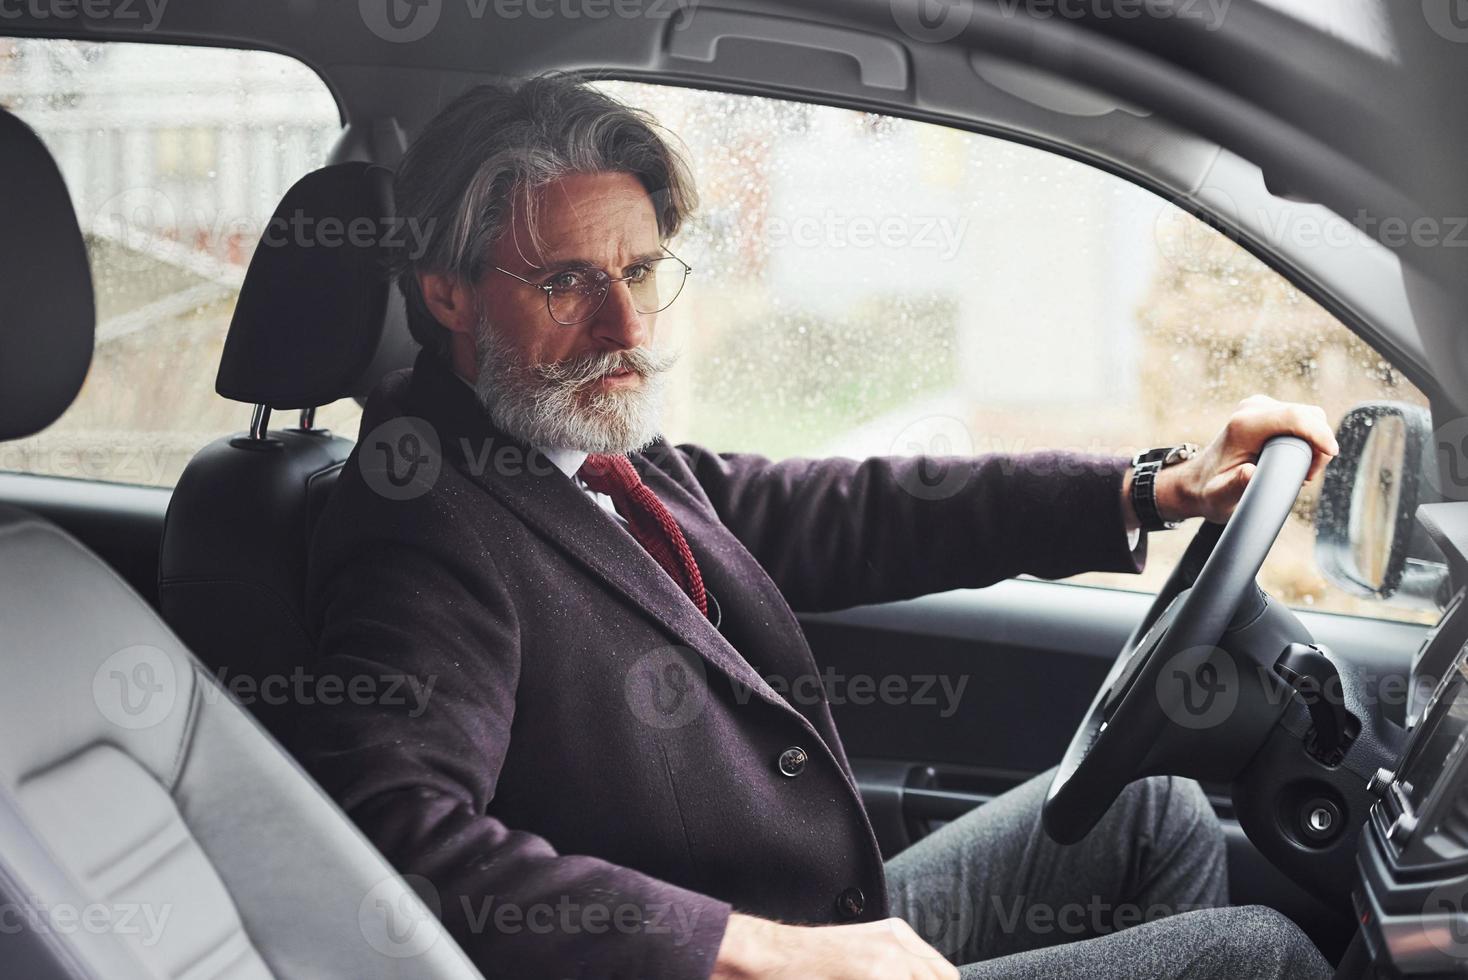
493, 246, 693, 326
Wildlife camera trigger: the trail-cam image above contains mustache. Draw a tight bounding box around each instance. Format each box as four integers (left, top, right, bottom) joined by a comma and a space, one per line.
532, 344, 680, 389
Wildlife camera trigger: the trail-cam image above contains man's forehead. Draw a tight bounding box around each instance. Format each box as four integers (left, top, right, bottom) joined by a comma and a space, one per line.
505, 172, 661, 268
542, 172, 652, 216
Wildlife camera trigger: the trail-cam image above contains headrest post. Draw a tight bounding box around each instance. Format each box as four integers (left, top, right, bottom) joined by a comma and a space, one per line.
248, 404, 272, 441
298, 407, 316, 431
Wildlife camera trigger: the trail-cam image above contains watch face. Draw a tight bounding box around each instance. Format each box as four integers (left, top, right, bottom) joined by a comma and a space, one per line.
1133, 448, 1170, 467
1164, 444, 1199, 466
1134, 444, 1196, 468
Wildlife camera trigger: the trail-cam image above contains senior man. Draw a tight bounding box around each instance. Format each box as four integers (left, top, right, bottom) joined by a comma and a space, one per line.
291, 73, 1337, 979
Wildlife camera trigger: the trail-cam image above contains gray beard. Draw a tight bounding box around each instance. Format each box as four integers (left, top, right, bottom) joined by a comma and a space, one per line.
470, 315, 680, 454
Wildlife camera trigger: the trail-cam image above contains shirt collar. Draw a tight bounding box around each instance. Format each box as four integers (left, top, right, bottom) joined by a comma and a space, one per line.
539, 447, 590, 480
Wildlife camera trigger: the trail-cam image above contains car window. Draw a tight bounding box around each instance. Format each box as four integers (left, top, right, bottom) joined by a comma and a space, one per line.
594, 80, 1435, 626
0, 38, 354, 487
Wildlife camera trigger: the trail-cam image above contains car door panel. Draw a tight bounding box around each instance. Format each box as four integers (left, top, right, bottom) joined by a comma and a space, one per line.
802, 578, 1423, 776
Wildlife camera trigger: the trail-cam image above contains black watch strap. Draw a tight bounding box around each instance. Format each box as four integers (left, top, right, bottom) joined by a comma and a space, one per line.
1131, 460, 1172, 532
1129, 444, 1196, 533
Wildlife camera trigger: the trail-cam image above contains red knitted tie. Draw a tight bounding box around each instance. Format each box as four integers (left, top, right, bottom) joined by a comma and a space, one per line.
579, 453, 708, 618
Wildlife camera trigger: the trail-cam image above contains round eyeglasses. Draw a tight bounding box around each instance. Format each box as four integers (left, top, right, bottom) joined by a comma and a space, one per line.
493, 247, 692, 326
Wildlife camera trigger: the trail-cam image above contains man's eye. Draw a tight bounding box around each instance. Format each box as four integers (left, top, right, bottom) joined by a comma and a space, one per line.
625, 264, 651, 283
547, 271, 588, 291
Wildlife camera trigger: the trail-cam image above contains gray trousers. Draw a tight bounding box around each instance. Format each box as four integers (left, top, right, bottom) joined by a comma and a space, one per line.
885, 770, 1332, 979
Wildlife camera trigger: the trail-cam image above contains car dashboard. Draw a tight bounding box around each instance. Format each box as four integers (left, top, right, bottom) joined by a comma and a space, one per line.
1353, 502, 1468, 976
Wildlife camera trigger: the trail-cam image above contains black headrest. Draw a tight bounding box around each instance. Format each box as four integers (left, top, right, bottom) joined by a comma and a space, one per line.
216, 162, 417, 410
0, 110, 94, 441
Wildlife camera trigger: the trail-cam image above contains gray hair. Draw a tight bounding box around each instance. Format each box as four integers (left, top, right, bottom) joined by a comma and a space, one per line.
391, 72, 699, 358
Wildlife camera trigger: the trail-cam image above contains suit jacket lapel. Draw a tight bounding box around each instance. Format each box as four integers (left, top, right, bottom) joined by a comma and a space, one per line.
634, 454, 828, 684
404, 354, 788, 710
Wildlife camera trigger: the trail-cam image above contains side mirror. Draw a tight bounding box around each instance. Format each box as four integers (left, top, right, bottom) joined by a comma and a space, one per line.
1315, 402, 1450, 608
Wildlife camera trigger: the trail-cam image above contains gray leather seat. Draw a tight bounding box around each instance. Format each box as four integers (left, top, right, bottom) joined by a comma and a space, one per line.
0, 109, 481, 980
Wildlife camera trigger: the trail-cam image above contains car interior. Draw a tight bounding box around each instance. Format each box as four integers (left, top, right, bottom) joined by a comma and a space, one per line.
1, 1, 1466, 977
0, 107, 478, 980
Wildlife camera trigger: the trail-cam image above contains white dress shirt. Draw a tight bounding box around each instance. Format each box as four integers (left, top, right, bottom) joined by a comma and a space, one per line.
538, 446, 628, 528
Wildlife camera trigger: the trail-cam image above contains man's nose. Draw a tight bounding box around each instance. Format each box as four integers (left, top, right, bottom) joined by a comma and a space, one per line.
589, 280, 648, 350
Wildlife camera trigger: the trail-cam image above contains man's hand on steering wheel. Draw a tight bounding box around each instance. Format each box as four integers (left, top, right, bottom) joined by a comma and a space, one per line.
1148, 394, 1341, 526
1048, 399, 1342, 845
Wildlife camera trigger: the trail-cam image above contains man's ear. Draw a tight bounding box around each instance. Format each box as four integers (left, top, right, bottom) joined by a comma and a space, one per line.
418, 270, 478, 337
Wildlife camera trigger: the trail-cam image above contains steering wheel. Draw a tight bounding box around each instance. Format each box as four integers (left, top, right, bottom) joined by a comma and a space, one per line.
1042, 435, 1314, 844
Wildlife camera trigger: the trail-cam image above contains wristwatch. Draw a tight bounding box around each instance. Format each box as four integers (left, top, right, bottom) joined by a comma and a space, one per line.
1129, 444, 1198, 532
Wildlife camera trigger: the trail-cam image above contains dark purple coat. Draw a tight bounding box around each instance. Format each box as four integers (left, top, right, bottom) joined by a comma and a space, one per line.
291, 351, 1146, 978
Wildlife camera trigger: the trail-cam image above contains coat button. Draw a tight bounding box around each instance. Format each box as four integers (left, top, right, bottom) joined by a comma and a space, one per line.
777, 746, 808, 777
836, 887, 865, 920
